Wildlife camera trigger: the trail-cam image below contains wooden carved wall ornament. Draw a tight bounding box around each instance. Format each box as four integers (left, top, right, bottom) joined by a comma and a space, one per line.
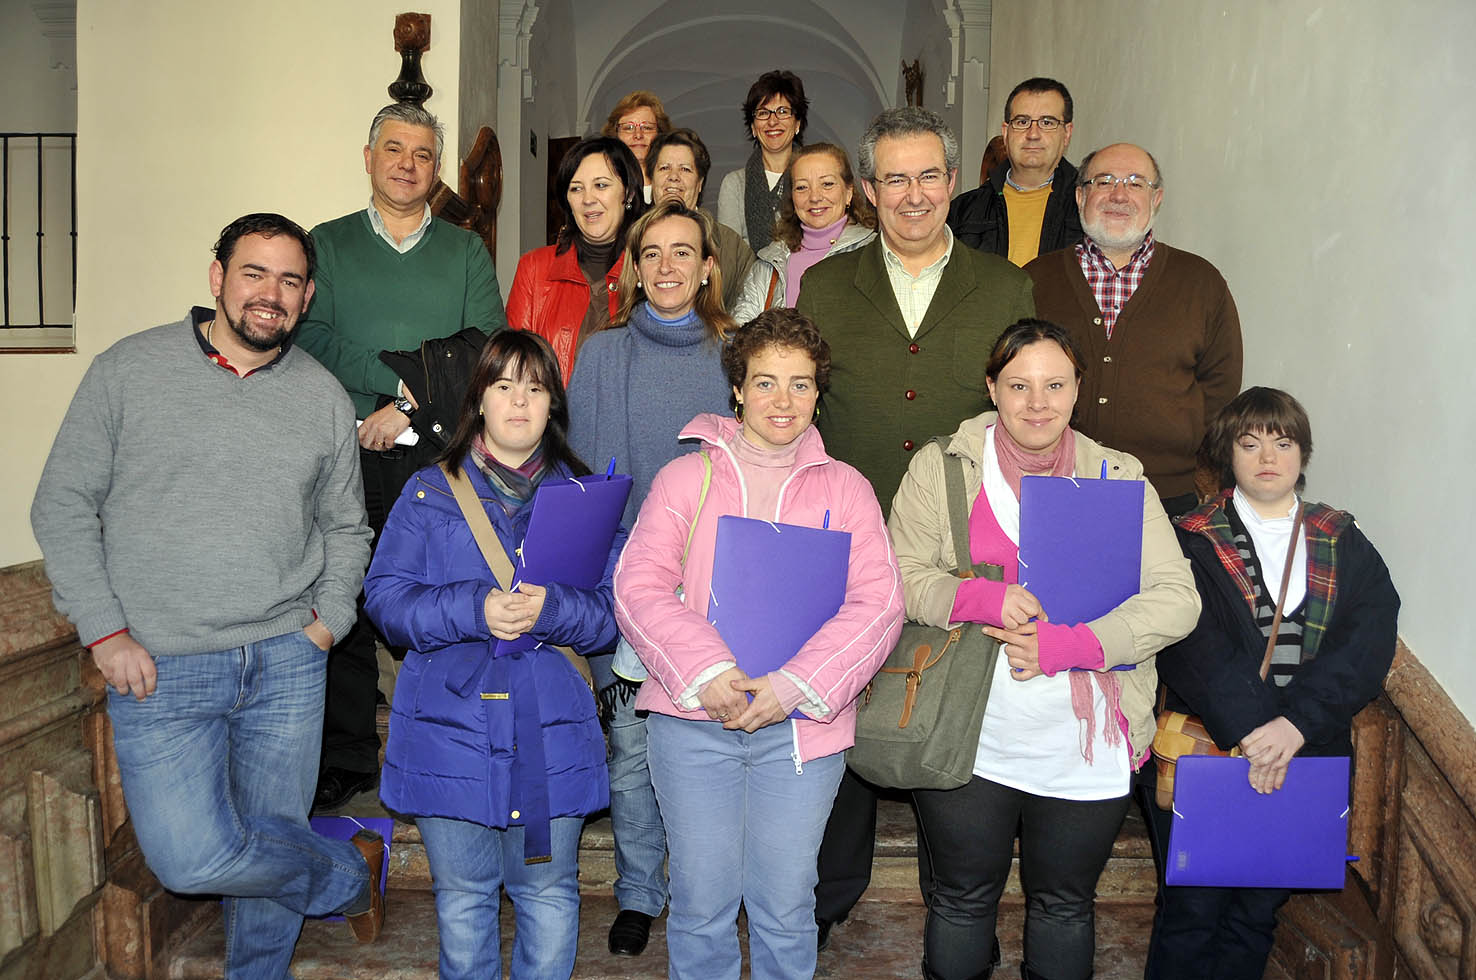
390, 13, 433, 106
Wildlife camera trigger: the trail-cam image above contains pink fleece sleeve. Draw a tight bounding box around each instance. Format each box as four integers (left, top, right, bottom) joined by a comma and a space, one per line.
1036, 621, 1105, 674
948, 576, 1009, 626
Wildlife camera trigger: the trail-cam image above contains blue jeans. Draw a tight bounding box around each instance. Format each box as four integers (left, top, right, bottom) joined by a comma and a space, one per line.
106, 630, 370, 980
589, 651, 668, 916
418, 816, 582, 980
647, 713, 845, 980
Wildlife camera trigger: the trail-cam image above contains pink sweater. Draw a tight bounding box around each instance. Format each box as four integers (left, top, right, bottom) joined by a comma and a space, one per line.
948, 484, 1106, 674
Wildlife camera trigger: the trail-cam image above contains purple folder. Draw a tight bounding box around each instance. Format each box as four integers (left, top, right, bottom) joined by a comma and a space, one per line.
1166, 755, 1350, 889
706, 516, 851, 717
495, 473, 632, 655
1018, 473, 1143, 627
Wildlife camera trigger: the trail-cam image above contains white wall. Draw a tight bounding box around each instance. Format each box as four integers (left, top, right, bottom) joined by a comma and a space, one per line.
990, 0, 1476, 720
0, 0, 463, 567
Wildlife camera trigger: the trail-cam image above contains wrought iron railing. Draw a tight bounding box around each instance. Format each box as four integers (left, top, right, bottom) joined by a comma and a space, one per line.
2, 132, 77, 342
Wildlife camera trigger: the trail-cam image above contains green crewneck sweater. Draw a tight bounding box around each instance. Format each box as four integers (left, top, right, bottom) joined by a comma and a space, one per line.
296, 209, 506, 417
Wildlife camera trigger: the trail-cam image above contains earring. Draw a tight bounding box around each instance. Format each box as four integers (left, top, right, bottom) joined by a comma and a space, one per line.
636, 280, 642, 288
625, 200, 632, 210
813, 403, 820, 421
701, 278, 709, 286
735, 402, 745, 422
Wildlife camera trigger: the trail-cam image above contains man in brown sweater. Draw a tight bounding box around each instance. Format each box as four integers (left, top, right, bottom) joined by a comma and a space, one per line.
1026, 142, 1242, 517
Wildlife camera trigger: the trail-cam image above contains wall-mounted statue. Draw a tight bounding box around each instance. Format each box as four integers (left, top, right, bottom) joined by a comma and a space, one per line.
903, 59, 925, 107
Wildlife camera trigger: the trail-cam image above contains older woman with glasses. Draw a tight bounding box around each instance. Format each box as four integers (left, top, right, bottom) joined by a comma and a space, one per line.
717, 70, 809, 252
602, 91, 672, 203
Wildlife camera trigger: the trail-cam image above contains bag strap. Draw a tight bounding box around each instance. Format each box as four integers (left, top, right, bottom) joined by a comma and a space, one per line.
935, 436, 974, 574
763, 268, 779, 310
683, 450, 713, 568
1257, 507, 1305, 682
440, 462, 593, 690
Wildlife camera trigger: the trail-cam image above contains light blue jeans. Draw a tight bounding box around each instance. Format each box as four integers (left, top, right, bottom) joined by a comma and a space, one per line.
418, 815, 583, 980
106, 630, 369, 980
589, 651, 668, 917
646, 713, 845, 980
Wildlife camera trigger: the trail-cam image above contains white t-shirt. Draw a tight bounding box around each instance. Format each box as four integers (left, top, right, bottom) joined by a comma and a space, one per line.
970, 425, 1132, 800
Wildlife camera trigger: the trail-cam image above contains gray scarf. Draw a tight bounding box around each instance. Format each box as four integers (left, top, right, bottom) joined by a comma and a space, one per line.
743, 147, 789, 251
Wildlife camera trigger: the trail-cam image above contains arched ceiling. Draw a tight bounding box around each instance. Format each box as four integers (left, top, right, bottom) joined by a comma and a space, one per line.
572, 0, 913, 191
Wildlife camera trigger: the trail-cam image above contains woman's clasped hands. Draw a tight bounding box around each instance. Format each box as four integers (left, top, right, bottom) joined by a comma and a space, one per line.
482, 583, 548, 641
981, 584, 1048, 681
698, 666, 788, 732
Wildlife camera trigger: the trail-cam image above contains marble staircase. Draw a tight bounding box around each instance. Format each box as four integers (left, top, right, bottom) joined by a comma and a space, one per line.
166, 701, 1166, 979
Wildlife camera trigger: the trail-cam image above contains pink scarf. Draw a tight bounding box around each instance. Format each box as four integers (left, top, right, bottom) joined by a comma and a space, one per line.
992, 421, 1123, 763
992, 420, 1076, 499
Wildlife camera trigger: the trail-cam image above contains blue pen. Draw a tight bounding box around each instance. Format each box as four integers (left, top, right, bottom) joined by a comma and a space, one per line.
823, 510, 830, 529
1100, 460, 1108, 479
605, 457, 617, 479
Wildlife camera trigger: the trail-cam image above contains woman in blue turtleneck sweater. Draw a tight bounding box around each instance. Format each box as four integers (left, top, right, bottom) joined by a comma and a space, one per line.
731, 143, 877, 325
566, 198, 737, 956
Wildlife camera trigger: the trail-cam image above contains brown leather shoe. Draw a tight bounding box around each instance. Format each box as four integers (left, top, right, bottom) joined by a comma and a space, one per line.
345, 830, 385, 943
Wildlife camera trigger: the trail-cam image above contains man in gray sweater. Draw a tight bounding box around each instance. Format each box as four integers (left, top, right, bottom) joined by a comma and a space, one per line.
31, 214, 386, 972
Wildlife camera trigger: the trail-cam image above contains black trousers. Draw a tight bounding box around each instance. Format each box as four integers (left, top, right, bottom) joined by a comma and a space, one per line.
913, 776, 1130, 980
814, 766, 933, 924
1141, 784, 1289, 980
319, 445, 427, 775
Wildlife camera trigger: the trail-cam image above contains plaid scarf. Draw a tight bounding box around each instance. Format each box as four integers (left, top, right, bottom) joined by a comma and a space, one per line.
468, 435, 548, 516
1176, 490, 1351, 660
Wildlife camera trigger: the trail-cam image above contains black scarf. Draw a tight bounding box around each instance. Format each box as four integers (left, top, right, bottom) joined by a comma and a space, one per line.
743, 147, 789, 251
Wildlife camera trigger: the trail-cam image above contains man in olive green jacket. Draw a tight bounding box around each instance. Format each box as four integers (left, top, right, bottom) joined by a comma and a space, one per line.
796, 105, 1034, 951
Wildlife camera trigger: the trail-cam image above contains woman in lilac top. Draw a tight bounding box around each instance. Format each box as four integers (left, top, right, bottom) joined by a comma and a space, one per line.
731, 143, 876, 324
887, 318, 1198, 980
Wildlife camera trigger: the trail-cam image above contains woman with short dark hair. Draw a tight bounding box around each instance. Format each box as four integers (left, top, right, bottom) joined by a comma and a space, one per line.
717, 70, 810, 251
1145, 387, 1400, 980
614, 308, 903, 979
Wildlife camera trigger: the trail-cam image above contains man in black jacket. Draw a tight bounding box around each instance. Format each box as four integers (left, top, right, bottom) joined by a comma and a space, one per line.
948, 77, 1083, 266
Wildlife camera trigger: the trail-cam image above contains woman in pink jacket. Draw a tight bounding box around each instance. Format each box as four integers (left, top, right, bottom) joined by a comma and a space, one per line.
612, 308, 904, 980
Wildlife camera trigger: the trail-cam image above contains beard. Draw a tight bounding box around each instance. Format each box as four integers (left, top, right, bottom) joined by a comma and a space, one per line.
224, 303, 292, 352
1081, 203, 1157, 256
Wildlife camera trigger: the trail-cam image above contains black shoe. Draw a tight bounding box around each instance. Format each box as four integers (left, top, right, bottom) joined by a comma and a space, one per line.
313, 767, 379, 813
817, 918, 833, 953
608, 909, 653, 956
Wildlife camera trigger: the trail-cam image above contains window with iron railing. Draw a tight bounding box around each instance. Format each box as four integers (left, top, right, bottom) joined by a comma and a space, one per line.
2, 132, 77, 352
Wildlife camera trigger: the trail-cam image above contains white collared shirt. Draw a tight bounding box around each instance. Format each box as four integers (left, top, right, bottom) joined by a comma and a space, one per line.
366, 202, 433, 254
881, 226, 955, 338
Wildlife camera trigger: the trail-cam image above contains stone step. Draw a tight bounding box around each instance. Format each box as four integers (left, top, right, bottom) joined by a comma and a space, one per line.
331, 795, 1155, 903
167, 888, 1156, 979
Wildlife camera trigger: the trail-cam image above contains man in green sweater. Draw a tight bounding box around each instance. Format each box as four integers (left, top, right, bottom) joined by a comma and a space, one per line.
296, 102, 507, 811
797, 106, 1034, 958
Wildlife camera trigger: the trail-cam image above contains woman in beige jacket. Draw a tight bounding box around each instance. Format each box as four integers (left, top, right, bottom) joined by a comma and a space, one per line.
887, 318, 1199, 980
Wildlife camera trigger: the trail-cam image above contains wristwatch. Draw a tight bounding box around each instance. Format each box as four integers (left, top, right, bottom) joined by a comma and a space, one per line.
393, 395, 414, 417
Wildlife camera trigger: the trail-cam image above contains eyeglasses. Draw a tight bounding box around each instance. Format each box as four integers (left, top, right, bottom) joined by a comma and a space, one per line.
753, 106, 794, 122
873, 170, 949, 193
1006, 115, 1064, 131
618, 122, 659, 136
1079, 173, 1160, 192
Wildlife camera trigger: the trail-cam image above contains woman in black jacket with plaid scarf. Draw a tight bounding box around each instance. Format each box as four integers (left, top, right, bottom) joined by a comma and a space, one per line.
1145, 387, 1400, 980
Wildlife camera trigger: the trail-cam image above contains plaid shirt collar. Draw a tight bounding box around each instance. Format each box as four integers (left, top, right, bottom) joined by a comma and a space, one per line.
1076, 229, 1156, 339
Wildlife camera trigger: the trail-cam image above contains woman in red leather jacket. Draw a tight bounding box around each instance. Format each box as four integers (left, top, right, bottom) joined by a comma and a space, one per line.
507, 136, 647, 383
